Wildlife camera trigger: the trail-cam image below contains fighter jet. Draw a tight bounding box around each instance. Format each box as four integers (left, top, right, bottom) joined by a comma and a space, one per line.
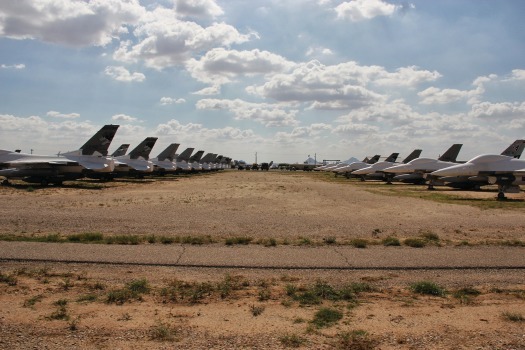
427, 139, 525, 193
151, 143, 180, 174
199, 153, 217, 171
333, 155, 381, 177
0, 124, 119, 185
111, 144, 130, 157
430, 140, 525, 199
352, 150, 422, 182
382, 144, 463, 188
113, 137, 157, 176
188, 150, 204, 171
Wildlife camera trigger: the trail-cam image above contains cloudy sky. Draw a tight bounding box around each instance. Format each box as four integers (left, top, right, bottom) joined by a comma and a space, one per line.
1, 0, 524, 163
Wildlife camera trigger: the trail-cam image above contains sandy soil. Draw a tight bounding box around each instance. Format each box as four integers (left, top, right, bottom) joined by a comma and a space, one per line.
1, 171, 524, 349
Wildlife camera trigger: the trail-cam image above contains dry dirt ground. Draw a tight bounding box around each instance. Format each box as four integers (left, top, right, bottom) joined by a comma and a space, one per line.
1, 171, 524, 349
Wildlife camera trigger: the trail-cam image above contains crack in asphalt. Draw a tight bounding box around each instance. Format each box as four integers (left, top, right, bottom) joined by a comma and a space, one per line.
332, 246, 352, 267
175, 244, 186, 265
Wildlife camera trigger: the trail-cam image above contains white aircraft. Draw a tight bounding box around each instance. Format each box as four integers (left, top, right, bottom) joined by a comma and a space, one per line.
111, 144, 130, 157
188, 150, 204, 171
430, 140, 525, 199
200, 153, 217, 171
382, 144, 463, 188
0, 124, 119, 186
113, 137, 157, 176
333, 155, 381, 176
352, 150, 422, 182
151, 143, 180, 174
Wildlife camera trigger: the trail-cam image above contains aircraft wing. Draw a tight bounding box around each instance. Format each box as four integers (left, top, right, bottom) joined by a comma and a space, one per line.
129, 163, 152, 171
77, 160, 111, 171
5, 158, 79, 166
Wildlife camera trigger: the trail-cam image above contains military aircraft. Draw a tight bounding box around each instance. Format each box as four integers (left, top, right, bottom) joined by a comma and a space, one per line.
113, 137, 157, 176
199, 153, 217, 171
352, 150, 422, 182
333, 155, 381, 177
151, 143, 180, 174
0, 124, 119, 185
382, 144, 463, 188
430, 140, 525, 199
188, 150, 204, 171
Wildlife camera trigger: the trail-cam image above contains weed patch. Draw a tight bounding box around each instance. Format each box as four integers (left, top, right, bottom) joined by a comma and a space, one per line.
410, 281, 446, 296
280, 333, 306, 347
311, 307, 343, 328
382, 236, 401, 246
404, 238, 426, 248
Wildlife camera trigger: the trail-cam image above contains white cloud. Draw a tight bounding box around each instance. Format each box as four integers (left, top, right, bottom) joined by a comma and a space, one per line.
186, 48, 294, 85
504, 69, 525, 81
46, 110, 80, 119
155, 119, 258, 141
1, 63, 25, 69
193, 85, 221, 95
174, 0, 224, 19
113, 7, 252, 69
274, 123, 332, 143
332, 123, 380, 135
469, 101, 525, 120
160, 97, 186, 105
306, 46, 334, 57
0, 0, 145, 47
196, 99, 299, 127
335, 0, 399, 21
104, 66, 145, 82
373, 66, 441, 87
111, 114, 140, 122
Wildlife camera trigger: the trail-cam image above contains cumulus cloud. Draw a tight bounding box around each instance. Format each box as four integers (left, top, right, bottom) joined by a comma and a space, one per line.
111, 114, 141, 122
274, 123, 332, 143
332, 123, 380, 135
160, 97, 186, 105
0, 0, 144, 47
104, 66, 145, 82
469, 101, 525, 120
335, 0, 399, 21
306, 46, 334, 57
155, 119, 258, 141
193, 85, 221, 95
113, 7, 252, 69
46, 110, 80, 119
504, 69, 525, 81
1, 63, 25, 69
174, 0, 224, 20
186, 48, 294, 85
196, 99, 299, 127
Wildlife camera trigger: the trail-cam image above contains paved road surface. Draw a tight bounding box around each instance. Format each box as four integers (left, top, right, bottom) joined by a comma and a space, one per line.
1, 242, 524, 270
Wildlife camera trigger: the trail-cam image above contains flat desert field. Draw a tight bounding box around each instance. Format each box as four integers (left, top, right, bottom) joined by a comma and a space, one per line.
1, 171, 524, 349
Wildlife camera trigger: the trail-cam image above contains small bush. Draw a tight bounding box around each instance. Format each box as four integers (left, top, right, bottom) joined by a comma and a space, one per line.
49, 299, 69, 320
159, 236, 174, 244
420, 231, 440, 242
502, 311, 524, 322
350, 239, 368, 248
146, 235, 157, 244
67, 232, 104, 243
404, 238, 426, 248
382, 236, 401, 246
311, 307, 343, 328
262, 238, 277, 247
0, 272, 17, 286
337, 330, 377, 350
181, 235, 212, 245
280, 333, 306, 348
323, 236, 337, 245
106, 288, 134, 304
410, 281, 445, 296
250, 304, 265, 317
77, 294, 97, 303
150, 321, 177, 341
127, 278, 150, 294
106, 235, 142, 245
23, 294, 44, 308
285, 284, 297, 297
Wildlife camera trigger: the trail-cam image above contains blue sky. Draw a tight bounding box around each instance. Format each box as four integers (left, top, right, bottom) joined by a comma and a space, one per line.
1, 0, 524, 163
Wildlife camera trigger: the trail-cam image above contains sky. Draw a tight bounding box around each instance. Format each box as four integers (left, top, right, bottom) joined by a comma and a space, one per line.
1, 0, 524, 164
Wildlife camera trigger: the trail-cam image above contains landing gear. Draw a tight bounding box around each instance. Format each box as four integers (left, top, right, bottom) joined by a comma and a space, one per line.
40, 179, 49, 186
1, 179, 9, 186
497, 191, 506, 201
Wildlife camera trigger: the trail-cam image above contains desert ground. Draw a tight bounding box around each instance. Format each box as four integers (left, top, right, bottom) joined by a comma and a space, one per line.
0, 171, 524, 349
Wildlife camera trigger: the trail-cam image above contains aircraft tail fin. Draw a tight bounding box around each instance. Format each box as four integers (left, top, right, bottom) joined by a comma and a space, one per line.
79, 124, 119, 156
438, 144, 462, 162
129, 137, 158, 160
384, 153, 399, 163
367, 155, 381, 164
402, 149, 422, 163
111, 144, 130, 157
177, 148, 194, 162
501, 139, 525, 159
157, 143, 180, 161
200, 153, 214, 164
189, 150, 205, 162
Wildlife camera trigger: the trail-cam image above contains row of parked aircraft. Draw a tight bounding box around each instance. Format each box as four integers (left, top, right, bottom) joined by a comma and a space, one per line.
314, 140, 525, 200
0, 125, 231, 186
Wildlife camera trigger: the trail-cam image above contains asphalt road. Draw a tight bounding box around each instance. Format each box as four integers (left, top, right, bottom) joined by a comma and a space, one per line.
1, 242, 524, 270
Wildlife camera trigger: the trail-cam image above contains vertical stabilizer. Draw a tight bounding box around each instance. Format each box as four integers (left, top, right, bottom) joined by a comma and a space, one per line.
129, 137, 158, 160
111, 144, 130, 157
367, 155, 381, 164
501, 139, 525, 159
200, 153, 214, 164
384, 153, 399, 163
157, 143, 180, 161
402, 149, 422, 163
438, 144, 462, 162
189, 150, 205, 162
177, 148, 194, 162
79, 125, 119, 156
